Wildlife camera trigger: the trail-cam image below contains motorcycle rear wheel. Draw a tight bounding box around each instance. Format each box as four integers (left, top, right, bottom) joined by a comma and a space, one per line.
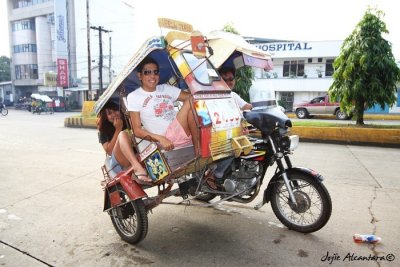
270, 172, 332, 233
1, 108, 8, 116
109, 185, 148, 244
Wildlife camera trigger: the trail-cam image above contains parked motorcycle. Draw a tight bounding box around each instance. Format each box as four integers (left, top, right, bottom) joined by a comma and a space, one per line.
96, 20, 332, 244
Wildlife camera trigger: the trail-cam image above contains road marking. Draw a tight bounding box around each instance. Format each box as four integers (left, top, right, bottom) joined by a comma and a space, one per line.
7, 214, 22, 221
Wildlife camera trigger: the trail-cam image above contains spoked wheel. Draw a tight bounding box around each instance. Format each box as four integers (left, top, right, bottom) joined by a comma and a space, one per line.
270, 172, 332, 233
1, 108, 8, 116
109, 185, 148, 244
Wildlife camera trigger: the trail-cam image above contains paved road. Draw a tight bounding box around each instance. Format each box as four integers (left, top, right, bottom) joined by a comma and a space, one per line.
1, 110, 400, 267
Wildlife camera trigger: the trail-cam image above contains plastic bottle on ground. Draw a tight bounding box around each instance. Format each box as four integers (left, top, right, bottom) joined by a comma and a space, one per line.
353, 234, 381, 244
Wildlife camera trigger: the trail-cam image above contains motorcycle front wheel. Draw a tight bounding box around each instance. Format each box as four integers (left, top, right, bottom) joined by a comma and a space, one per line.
270, 172, 332, 233
1, 108, 8, 116
109, 185, 148, 244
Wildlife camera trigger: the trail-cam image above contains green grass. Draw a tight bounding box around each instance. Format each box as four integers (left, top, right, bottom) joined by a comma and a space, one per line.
292, 121, 400, 129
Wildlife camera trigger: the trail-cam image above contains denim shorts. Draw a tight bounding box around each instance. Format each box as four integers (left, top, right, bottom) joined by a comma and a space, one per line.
109, 152, 123, 173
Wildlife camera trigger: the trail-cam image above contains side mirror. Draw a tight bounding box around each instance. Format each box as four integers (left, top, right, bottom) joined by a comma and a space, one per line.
191, 31, 206, 58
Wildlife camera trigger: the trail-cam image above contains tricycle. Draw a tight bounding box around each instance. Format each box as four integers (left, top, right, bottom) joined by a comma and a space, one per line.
94, 19, 332, 244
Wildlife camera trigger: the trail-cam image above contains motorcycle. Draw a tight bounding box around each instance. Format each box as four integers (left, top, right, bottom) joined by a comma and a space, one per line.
0, 103, 8, 116
94, 19, 332, 244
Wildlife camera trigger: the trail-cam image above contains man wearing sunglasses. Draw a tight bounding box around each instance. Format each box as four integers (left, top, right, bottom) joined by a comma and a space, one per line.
127, 57, 198, 153
219, 67, 252, 111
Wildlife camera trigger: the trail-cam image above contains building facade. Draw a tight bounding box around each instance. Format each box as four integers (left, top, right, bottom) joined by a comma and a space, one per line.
250, 40, 400, 114
6, 0, 77, 101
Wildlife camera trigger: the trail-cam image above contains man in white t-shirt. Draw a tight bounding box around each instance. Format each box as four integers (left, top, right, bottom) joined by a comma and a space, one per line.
127, 57, 198, 152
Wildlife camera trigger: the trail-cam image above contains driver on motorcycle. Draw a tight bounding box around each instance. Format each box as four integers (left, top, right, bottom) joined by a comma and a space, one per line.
205, 67, 252, 190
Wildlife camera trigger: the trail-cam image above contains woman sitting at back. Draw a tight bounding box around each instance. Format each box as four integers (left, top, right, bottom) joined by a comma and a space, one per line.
97, 101, 151, 182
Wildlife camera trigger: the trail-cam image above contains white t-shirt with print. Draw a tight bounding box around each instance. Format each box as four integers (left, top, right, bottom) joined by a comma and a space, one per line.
127, 84, 181, 136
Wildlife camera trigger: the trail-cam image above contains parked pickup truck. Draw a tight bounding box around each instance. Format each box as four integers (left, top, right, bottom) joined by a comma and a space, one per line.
293, 95, 351, 120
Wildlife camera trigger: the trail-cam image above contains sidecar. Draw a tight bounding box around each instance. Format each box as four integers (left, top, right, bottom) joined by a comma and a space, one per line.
94, 20, 274, 244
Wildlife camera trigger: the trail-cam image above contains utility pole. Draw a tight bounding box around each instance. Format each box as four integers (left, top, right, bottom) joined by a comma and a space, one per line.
109, 35, 112, 87
90, 26, 112, 97
86, 0, 91, 101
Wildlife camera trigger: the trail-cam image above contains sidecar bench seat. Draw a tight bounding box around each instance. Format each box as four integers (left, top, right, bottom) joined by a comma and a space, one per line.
163, 145, 195, 172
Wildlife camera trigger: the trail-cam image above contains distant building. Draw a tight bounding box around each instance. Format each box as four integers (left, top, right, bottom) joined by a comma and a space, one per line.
247, 38, 400, 114
0, 81, 13, 106
6, 0, 77, 100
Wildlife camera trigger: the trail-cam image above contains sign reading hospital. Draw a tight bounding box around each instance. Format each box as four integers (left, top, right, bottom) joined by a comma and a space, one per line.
255, 42, 313, 52
57, 58, 68, 87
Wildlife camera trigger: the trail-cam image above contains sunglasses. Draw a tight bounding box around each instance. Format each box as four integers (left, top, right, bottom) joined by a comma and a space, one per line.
223, 77, 235, 82
142, 69, 160, 76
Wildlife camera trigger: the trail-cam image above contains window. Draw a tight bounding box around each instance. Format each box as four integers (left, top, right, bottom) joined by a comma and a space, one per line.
283, 60, 305, 77
14, 64, 39, 80
317, 58, 323, 63
325, 59, 335, 76
13, 44, 37, 53
183, 53, 217, 85
13, 0, 49, 9
308, 58, 313, 63
12, 19, 35, 31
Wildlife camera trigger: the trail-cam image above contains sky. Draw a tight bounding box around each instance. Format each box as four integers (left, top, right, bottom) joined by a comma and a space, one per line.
1, 0, 399, 76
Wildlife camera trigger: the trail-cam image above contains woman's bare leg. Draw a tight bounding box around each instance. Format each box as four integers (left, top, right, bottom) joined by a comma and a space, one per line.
114, 131, 151, 181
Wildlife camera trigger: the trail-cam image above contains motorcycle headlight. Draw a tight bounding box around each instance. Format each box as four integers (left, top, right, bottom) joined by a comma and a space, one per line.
289, 135, 299, 151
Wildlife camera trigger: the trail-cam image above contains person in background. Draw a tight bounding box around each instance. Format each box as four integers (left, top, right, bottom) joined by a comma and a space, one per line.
204, 67, 253, 190
97, 101, 151, 183
219, 66, 252, 111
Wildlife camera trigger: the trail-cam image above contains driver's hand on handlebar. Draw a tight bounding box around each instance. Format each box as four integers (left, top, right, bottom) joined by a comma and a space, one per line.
158, 136, 174, 151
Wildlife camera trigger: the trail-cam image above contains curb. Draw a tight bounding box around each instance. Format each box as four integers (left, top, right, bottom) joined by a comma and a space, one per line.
291, 126, 400, 147
64, 117, 97, 128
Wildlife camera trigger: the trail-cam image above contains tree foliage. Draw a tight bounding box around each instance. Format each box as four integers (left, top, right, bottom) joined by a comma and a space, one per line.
0, 56, 11, 82
222, 23, 254, 102
329, 8, 400, 125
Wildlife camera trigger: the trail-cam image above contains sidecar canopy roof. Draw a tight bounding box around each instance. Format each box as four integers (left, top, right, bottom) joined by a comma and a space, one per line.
206, 30, 273, 71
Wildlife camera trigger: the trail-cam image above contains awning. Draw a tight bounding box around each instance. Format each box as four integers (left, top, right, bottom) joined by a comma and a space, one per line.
31, 93, 53, 102
64, 86, 90, 92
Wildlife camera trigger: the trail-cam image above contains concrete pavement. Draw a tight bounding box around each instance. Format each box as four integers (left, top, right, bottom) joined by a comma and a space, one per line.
0, 109, 399, 266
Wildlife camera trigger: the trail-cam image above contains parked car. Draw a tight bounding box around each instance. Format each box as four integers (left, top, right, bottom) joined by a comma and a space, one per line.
293, 95, 352, 120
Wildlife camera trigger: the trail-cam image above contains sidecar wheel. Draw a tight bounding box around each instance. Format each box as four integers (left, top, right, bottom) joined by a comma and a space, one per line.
109, 186, 148, 244
270, 172, 332, 233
